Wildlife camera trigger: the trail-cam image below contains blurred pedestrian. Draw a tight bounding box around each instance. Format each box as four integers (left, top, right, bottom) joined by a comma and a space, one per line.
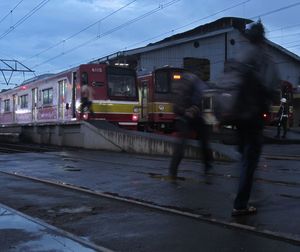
168, 72, 213, 180
275, 98, 288, 138
80, 84, 94, 116
231, 21, 280, 216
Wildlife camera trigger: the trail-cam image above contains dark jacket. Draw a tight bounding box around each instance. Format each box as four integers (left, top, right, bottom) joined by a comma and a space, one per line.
234, 44, 279, 128
171, 73, 203, 120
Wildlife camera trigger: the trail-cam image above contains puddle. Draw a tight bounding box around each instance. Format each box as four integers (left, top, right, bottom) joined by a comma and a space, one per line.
63, 165, 81, 171
64, 168, 82, 172
57, 206, 94, 214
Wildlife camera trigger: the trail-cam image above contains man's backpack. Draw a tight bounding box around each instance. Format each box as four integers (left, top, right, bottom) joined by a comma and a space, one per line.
214, 60, 246, 125
214, 52, 279, 125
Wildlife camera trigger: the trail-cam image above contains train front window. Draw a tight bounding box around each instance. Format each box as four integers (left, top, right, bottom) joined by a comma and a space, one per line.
108, 75, 137, 98
155, 71, 169, 93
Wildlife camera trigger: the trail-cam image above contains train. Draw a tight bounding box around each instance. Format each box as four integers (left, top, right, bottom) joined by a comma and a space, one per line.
0, 63, 139, 129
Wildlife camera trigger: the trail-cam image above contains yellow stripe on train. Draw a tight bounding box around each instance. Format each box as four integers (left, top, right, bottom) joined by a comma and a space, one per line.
147, 102, 173, 113
91, 102, 137, 113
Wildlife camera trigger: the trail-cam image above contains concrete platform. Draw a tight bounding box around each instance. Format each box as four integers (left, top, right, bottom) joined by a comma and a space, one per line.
0, 203, 111, 252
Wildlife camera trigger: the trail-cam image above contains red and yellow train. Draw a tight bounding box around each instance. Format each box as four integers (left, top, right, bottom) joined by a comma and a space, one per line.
0, 64, 139, 129
137, 67, 185, 133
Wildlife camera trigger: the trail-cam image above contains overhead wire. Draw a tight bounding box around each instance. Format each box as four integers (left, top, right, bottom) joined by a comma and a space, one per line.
0, 0, 51, 40
8, 0, 300, 75
38, 0, 300, 75
250, 1, 300, 19
23, 0, 138, 62
32, 0, 181, 69
0, 0, 25, 25
51, 0, 300, 72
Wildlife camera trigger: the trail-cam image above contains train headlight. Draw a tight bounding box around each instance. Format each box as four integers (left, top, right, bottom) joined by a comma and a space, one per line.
83, 114, 89, 120
132, 114, 138, 121
158, 105, 165, 111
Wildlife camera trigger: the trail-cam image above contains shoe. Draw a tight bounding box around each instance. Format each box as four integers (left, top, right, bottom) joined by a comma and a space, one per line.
231, 206, 257, 216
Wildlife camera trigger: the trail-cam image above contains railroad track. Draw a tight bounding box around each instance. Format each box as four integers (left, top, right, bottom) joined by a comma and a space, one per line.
0, 170, 299, 247
0, 143, 65, 153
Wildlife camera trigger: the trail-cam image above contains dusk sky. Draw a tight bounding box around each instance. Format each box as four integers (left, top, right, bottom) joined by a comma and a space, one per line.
0, 0, 299, 89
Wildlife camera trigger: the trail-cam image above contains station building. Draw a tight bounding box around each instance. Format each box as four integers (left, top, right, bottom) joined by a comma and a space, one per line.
92, 17, 300, 127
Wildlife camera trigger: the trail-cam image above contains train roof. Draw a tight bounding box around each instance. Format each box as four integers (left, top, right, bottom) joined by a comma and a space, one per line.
22, 73, 55, 85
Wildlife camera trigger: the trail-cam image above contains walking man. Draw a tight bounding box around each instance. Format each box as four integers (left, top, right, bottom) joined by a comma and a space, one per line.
231, 21, 279, 216
168, 72, 213, 180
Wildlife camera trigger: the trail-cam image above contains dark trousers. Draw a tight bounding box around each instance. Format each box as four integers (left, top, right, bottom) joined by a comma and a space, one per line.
276, 117, 287, 137
169, 117, 213, 178
234, 124, 263, 209
80, 98, 93, 114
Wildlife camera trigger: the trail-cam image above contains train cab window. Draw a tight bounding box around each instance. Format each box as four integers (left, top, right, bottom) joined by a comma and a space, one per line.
4, 99, 10, 112
155, 71, 169, 93
42, 88, 53, 105
81, 72, 89, 85
20, 94, 28, 109
108, 75, 137, 98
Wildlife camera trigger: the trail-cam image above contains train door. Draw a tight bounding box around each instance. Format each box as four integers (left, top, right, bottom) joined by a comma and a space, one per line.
12, 94, 17, 123
31, 88, 38, 121
140, 80, 149, 121
58, 79, 67, 120
72, 72, 77, 118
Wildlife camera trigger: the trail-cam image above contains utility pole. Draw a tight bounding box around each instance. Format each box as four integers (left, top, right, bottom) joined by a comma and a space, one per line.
0, 59, 34, 85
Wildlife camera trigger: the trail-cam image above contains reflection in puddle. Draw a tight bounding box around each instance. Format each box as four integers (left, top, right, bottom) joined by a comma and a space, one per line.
0, 206, 96, 252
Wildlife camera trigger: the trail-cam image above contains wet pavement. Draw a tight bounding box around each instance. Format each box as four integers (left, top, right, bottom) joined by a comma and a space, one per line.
0, 203, 106, 252
0, 126, 299, 251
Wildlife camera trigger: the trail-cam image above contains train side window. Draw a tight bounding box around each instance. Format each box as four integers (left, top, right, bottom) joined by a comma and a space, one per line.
4, 99, 10, 112
81, 72, 89, 85
42, 88, 53, 105
20, 94, 29, 109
